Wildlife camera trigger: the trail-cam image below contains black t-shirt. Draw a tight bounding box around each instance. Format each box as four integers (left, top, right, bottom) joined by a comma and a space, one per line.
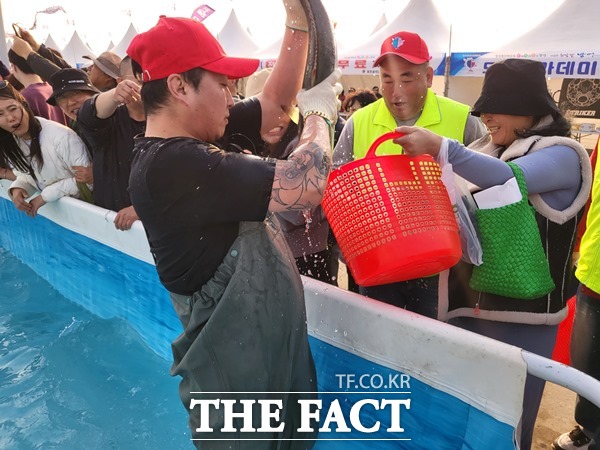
129, 137, 276, 295
219, 97, 263, 154
78, 96, 146, 211
219, 97, 297, 158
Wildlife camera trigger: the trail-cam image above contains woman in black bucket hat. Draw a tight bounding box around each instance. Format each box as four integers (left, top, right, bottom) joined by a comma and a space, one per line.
471, 58, 561, 118
392, 58, 593, 450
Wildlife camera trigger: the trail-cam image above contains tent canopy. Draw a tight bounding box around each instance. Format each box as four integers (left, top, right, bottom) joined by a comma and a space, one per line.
254, 35, 283, 61
216, 9, 259, 57
61, 31, 94, 68
254, 29, 346, 62
338, 0, 449, 75
370, 13, 387, 36
449, 0, 600, 78
499, 0, 597, 53
344, 0, 449, 57
43, 34, 61, 53
111, 23, 138, 58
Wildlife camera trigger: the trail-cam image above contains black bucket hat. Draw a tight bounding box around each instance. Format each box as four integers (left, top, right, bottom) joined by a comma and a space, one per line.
471, 59, 560, 117
46, 68, 100, 106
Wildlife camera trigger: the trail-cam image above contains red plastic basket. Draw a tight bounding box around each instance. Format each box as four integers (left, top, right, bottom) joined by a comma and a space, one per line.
323, 131, 461, 286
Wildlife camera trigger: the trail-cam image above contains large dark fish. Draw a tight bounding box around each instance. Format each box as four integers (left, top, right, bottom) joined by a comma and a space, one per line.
299, 0, 337, 89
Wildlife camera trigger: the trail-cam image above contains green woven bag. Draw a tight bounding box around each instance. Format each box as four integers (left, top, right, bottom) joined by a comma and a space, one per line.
469, 162, 555, 299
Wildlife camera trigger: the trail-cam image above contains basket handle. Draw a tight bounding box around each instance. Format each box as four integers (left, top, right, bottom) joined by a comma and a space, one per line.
365, 131, 405, 159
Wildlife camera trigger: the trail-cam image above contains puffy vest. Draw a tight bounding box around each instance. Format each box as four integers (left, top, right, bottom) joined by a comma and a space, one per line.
446, 135, 589, 325
352, 89, 470, 159
576, 153, 600, 293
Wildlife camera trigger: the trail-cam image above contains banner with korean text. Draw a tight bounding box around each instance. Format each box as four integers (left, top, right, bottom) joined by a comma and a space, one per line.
258, 54, 447, 76
447, 51, 599, 79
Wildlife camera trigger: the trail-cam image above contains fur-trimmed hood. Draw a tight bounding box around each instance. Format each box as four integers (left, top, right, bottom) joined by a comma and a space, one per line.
468, 117, 592, 224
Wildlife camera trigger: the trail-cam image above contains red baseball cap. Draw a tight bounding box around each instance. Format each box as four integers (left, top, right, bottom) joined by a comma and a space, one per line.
374, 31, 431, 67
127, 16, 259, 82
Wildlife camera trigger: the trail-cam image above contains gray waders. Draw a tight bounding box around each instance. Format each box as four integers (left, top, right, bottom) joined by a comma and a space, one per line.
169, 219, 318, 449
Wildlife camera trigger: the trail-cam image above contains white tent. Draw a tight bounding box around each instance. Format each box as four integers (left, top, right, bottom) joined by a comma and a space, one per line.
106, 40, 116, 52
449, 0, 600, 79
339, 0, 449, 76
254, 35, 282, 68
216, 9, 259, 57
61, 31, 95, 68
110, 23, 138, 58
250, 0, 451, 94
43, 34, 61, 52
333, 0, 450, 94
254, 26, 349, 58
253, 22, 351, 70
370, 13, 387, 36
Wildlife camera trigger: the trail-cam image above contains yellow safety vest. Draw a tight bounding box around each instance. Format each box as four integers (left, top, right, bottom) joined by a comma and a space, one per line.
352, 89, 470, 159
576, 153, 600, 293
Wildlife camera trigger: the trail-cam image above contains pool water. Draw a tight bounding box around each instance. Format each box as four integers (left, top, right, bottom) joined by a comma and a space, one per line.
0, 249, 190, 449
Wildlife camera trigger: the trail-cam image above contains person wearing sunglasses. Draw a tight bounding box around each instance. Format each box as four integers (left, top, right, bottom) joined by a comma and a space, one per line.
0, 81, 91, 217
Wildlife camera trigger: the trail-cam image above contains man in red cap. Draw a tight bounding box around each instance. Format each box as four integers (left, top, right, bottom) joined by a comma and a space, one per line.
127, 15, 341, 448
333, 31, 486, 319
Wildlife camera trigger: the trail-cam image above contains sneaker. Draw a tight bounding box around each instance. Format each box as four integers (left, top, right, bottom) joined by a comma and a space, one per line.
553, 426, 593, 449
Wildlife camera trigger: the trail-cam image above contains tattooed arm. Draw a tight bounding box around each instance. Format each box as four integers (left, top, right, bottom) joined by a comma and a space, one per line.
267, 69, 341, 211
268, 115, 332, 212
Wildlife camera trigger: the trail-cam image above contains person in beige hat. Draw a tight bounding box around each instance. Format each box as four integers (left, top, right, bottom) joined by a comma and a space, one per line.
82, 51, 121, 91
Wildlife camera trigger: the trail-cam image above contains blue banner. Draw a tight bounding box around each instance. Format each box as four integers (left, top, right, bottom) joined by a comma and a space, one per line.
447, 52, 488, 76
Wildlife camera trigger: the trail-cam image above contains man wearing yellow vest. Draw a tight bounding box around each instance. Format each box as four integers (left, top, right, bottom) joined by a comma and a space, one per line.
553, 144, 599, 450
333, 30, 486, 318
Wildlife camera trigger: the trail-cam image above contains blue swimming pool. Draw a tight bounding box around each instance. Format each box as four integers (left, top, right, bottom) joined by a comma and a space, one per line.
0, 249, 190, 449
0, 189, 527, 449
0, 245, 514, 449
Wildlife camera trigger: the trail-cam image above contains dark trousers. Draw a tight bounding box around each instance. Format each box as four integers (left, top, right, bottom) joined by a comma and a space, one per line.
572, 285, 600, 443
346, 267, 359, 293
359, 275, 439, 319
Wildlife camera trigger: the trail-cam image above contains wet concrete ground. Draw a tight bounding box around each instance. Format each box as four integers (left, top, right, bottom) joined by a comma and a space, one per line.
534, 383, 577, 449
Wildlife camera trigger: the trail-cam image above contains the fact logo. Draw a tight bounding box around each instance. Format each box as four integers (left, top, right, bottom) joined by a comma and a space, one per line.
190, 398, 411, 434
189, 373, 412, 440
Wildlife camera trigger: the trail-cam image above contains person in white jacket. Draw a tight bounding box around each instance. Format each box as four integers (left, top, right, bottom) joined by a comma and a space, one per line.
0, 80, 91, 217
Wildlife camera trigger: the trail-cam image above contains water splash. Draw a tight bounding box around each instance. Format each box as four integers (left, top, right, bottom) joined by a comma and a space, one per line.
303, 210, 313, 232
58, 316, 82, 338
303, 209, 313, 247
